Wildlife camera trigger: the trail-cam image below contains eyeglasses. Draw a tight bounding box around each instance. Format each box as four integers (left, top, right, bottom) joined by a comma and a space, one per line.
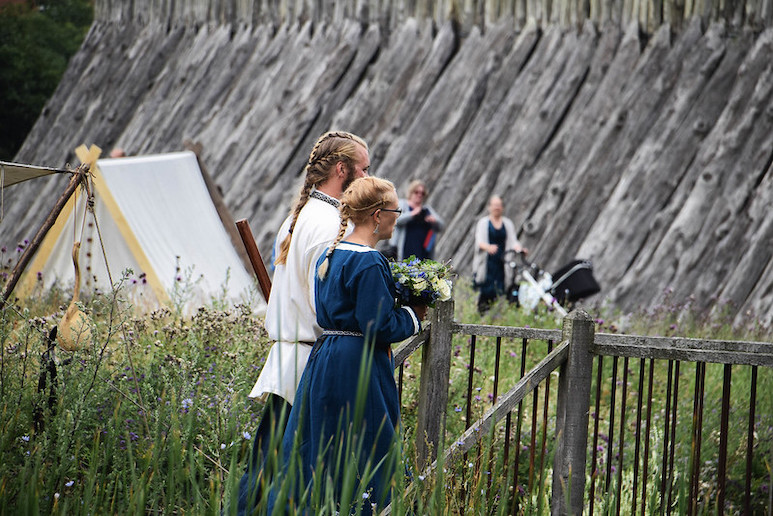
412, 190, 426, 196
372, 207, 403, 216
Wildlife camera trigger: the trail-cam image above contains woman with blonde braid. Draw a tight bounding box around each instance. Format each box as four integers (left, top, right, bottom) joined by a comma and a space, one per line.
238, 131, 370, 515
268, 177, 426, 514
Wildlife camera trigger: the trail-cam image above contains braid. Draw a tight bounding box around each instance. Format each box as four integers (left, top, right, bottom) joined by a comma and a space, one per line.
317, 216, 349, 280
275, 184, 313, 265
275, 131, 368, 266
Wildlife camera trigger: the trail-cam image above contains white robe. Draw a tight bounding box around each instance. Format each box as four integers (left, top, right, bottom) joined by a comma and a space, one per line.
248, 190, 342, 403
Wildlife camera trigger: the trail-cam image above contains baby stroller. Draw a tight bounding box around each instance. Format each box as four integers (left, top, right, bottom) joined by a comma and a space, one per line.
506, 251, 600, 315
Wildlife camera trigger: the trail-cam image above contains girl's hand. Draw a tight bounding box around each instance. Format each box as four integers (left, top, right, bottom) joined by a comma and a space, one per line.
411, 304, 428, 321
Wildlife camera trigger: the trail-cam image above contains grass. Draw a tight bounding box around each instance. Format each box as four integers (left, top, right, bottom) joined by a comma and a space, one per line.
0, 271, 771, 514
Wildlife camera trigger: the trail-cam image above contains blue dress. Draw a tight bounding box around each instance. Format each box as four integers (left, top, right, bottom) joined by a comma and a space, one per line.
268, 242, 420, 514
480, 221, 507, 299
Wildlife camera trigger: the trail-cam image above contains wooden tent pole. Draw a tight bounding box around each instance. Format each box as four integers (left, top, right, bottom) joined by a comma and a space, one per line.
235, 219, 272, 302
1, 164, 89, 309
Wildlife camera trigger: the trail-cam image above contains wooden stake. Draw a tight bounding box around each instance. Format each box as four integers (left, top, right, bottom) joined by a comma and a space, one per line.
235, 218, 272, 302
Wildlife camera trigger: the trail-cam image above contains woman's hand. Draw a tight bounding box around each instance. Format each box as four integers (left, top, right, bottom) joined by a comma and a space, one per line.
411, 304, 428, 321
488, 244, 498, 255
515, 244, 529, 255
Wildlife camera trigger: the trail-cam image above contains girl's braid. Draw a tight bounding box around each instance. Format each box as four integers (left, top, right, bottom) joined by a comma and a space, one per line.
316, 208, 351, 280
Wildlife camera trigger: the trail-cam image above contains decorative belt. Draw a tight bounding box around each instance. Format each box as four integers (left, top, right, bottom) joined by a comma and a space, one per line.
322, 330, 364, 337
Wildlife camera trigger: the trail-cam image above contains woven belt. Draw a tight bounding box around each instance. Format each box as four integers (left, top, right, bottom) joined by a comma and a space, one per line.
321, 330, 364, 337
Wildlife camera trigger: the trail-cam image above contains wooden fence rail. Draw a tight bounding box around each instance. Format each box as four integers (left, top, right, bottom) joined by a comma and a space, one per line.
395, 299, 773, 514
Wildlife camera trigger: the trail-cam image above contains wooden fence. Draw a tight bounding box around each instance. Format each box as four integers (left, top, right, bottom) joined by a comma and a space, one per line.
392, 299, 773, 514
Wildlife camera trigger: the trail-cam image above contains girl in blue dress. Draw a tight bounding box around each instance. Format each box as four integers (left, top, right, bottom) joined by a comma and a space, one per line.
268, 177, 426, 514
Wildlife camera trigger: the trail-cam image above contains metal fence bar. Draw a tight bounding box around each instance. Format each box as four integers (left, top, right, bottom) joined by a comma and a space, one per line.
717, 364, 732, 511
510, 338, 528, 514
615, 357, 630, 516
529, 383, 539, 495
667, 361, 681, 513
744, 366, 758, 514
537, 340, 553, 512
486, 336, 503, 500
640, 358, 655, 515
660, 360, 674, 513
688, 362, 705, 516
631, 358, 645, 516
589, 354, 604, 516
466, 334, 477, 432
493, 336, 502, 402
606, 356, 619, 492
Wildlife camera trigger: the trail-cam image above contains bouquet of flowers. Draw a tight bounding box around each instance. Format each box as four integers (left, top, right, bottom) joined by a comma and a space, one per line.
390, 256, 454, 307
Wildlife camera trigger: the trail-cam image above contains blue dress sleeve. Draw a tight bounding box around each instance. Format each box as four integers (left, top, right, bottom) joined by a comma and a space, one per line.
350, 256, 420, 346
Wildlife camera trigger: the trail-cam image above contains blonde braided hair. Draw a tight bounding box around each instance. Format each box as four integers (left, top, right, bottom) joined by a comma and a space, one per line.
275, 131, 369, 266
317, 177, 396, 280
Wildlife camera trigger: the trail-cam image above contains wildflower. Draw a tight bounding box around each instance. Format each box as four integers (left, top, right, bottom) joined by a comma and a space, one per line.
362, 492, 370, 500
468, 462, 474, 468
21, 435, 30, 443
418, 475, 425, 481
181, 398, 193, 409
221, 443, 226, 450
65, 481, 74, 487
243, 431, 251, 440
54, 493, 60, 500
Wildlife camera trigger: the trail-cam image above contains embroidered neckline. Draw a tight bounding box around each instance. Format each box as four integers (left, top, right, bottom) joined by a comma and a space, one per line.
310, 189, 340, 207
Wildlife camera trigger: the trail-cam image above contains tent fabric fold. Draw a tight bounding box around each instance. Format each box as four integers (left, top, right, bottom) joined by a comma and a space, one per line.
0, 161, 69, 187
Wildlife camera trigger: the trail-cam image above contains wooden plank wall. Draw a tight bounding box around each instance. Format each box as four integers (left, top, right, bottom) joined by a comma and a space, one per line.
94, 0, 772, 32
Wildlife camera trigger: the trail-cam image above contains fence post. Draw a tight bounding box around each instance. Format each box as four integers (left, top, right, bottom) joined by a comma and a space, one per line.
552, 309, 594, 515
415, 298, 454, 470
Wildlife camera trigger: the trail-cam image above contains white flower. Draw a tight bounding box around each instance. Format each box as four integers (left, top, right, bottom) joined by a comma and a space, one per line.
221, 443, 226, 450
243, 431, 251, 440
437, 279, 452, 301
413, 279, 428, 292
65, 480, 74, 488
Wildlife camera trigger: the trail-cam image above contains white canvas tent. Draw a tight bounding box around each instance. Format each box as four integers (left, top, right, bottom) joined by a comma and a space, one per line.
17, 151, 262, 314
